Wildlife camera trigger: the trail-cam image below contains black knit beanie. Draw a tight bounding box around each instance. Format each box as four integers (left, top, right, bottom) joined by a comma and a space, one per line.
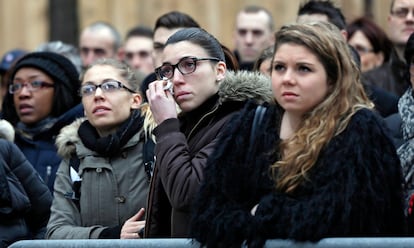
9, 51, 80, 98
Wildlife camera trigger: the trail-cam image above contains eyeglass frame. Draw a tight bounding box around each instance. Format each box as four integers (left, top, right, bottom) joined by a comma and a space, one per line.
352, 44, 375, 54
9, 81, 55, 94
79, 80, 136, 97
155, 56, 221, 80
390, 7, 414, 18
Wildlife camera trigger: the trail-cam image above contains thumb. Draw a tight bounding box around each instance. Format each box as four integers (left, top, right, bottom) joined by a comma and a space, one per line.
128, 208, 145, 222
136, 208, 145, 219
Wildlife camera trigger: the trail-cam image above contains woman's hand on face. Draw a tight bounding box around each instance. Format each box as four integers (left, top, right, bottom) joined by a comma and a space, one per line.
146, 79, 178, 125
120, 208, 146, 239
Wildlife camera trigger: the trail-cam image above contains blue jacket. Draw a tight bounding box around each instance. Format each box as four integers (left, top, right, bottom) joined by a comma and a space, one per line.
14, 104, 84, 192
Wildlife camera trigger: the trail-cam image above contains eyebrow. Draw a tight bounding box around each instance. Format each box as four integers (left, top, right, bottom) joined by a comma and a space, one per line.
153, 42, 165, 48
272, 59, 314, 66
13, 74, 44, 81
82, 78, 118, 85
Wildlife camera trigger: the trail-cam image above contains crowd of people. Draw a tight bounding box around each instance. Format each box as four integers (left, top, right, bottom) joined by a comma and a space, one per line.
1, 0, 414, 247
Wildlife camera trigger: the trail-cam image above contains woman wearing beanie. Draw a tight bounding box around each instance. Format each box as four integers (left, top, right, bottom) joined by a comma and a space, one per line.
46, 58, 155, 239
2, 51, 83, 192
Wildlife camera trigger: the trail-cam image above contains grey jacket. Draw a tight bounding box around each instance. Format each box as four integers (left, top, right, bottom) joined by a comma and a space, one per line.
46, 110, 153, 239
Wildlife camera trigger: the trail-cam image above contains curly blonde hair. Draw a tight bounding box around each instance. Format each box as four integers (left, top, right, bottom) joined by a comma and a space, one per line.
270, 22, 374, 193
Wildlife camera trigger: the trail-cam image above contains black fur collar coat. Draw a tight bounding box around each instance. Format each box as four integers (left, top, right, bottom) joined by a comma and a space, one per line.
191, 102, 406, 248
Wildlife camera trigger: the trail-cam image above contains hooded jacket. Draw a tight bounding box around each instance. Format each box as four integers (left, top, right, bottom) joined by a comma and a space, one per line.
46, 107, 155, 239
144, 70, 273, 238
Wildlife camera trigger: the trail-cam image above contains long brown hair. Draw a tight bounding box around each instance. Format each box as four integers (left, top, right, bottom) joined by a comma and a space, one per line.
270, 22, 374, 193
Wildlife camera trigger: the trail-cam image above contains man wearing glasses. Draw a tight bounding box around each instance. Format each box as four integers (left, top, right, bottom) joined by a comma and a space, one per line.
389, 0, 414, 60
363, 0, 414, 97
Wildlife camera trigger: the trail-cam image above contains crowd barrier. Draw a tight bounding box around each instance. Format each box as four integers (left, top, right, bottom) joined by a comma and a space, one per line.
9, 237, 414, 248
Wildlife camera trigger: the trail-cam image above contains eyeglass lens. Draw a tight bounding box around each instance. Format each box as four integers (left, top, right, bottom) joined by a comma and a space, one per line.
80, 80, 135, 96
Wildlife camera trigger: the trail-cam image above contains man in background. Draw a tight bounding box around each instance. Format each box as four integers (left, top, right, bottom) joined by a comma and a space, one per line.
233, 5, 275, 71
0, 49, 27, 110
120, 26, 154, 76
363, 0, 414, 96
79, 21, 122, 69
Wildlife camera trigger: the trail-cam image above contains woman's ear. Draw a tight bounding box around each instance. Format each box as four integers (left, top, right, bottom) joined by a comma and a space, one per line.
215, 61, 226, 83
374, 52, 384, 67
131, 93, 143, 109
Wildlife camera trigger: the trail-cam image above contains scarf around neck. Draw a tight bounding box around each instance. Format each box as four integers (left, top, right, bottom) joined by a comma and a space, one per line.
78, 109, 143, 156
15, 117, 58, 140
397, 88, 414, 207
399, 88, 414, 140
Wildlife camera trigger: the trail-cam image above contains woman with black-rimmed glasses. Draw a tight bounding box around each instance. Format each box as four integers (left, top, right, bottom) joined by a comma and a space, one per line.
46, 58, 156, 239
144, 27, 273, 238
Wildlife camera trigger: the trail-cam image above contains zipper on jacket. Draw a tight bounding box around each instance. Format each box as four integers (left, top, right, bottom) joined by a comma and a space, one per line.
187, 104, 220, 140
45, 165, 52, 185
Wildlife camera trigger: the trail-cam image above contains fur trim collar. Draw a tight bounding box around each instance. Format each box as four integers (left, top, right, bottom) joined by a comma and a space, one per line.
56, 105, 156, 159
0, 119, 15, 142
55, 118, 84, 159
218, 70, 273, 104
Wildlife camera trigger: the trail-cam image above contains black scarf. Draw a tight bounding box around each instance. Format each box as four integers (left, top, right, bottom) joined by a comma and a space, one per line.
15, 117, 58, 140
78, 110, 143, 156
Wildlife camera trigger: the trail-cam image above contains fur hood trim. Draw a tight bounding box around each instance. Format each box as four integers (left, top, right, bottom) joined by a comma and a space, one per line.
56, 106, 156, 159
0, 119, 15, 142
55, 118, 84, 159
219, 70, 273, 104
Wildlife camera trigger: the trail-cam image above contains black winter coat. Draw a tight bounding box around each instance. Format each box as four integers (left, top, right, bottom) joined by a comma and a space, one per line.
145, 71, 273, 238
0, 139, 52, 247
191, 103, 406, 248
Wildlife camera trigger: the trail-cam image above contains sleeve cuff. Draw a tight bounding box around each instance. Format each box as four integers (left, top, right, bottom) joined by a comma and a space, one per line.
153, 118, 180, 138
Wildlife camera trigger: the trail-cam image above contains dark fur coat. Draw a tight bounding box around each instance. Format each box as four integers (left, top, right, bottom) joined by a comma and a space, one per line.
191, 102, 405, 248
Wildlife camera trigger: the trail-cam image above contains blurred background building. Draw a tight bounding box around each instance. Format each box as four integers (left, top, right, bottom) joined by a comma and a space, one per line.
0, 0, 391, 55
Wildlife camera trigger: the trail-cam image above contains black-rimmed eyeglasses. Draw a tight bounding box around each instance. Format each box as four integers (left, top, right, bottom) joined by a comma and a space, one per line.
9, 81, 55, 94
155, 56, 220, 80
79, 80, 136, 97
